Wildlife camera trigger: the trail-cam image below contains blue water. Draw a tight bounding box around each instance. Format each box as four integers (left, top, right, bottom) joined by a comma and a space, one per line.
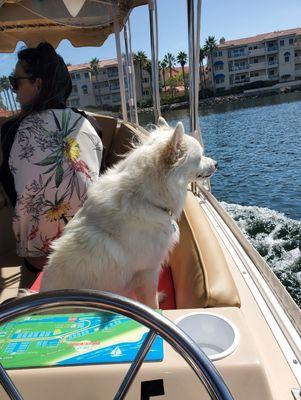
140, 92, 301, 306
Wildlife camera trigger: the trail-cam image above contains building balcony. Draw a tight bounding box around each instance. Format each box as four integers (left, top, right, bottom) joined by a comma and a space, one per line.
229, 64, 249, 72
295, 56, 301, 64
249, 61, 267, 71
231, 78, 250, 85
228, 51, 249, 59
248, 47, 265, 57
266, 46, 278, 52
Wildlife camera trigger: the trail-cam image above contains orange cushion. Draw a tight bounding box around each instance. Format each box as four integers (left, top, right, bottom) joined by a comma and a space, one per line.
31, 266, 176, 310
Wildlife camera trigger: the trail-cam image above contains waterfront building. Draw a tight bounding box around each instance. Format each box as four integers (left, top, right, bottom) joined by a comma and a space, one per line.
67, 58, 152, 110
207, 28, 301, 94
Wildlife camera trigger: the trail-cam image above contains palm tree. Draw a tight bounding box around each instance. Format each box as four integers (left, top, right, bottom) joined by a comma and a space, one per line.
159, 60, 167, 93
204, 35, 218, 96
133, 51, 147, 104
177, 51, 188, 94
163, 52, 175, 80
199, 46, 207, 98
0, 76, 13, 111
7, 74, 17, 110
144, 60, 152, 97
90, 58, 100, 104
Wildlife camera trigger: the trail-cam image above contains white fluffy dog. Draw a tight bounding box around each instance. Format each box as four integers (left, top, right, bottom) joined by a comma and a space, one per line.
40, 118, 217, 308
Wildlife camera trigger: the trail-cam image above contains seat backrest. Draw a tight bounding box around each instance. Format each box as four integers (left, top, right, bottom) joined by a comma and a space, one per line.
105, 122, 139, 168
92, 114, 118, 165
169, 190, 241, 309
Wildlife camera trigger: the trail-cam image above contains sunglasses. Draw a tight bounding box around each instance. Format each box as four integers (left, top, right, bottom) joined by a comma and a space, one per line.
9, 75, 35, 91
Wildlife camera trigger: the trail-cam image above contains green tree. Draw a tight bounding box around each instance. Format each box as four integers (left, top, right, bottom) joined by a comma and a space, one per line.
133, 51, 147, 104
204, 35, 218, 96
163, 52, 176, 80
0, 76, 13, 111
177, 51, 188, 94
144, 59, 152, 97
199, 46, 207, 98
90, 58, 100, 105
159, 60, 167, 93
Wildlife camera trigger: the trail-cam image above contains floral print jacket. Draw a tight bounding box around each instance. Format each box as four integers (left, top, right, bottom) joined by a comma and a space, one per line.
9, 108, 103, 257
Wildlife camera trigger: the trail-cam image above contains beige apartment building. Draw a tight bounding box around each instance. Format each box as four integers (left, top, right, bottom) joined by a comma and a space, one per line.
67, 58, 152, 110
207, 28, 301, 93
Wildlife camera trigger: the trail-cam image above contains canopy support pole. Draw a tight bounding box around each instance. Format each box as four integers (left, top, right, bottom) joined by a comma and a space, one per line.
124, 19, 138, 124
114, 21, 128, 122
187, 0, 203, 146
148, 0, 161, 123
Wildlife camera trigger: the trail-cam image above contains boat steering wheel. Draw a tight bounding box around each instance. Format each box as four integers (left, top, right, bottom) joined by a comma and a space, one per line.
0, 290, 234, 400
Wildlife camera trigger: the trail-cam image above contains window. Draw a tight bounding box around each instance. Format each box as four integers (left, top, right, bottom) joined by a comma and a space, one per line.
102, 95, 111, 103
107, 67, 118, 77
280, 40, 284, 46
70, 73, 75, 80
215, 77, 224, 84
110, 80, 119, 90
253, 58, 258, 63
143, 90, 149, 96
284, 52, 290, 62
250, 72, 259, 77
289, 38, 294, 45
214, 65, 223, 71
76, 73, 80, 80
84, 72, 89, 79
218, 51, 222, 57
143, 77, 149, 83
70, 99, 79, 107
112, 93, 121, 103
268, 70, 275, 76
72, 85, 78, 93
213, 51, 218, 57
82, 85, 88, 95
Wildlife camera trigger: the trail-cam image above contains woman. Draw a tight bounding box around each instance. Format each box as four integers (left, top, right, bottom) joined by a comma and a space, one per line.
0, 42, 103, 286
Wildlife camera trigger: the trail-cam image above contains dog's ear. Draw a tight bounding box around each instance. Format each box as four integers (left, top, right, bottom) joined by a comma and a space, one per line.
157, 116, 169, 129
170, 122, 184, 151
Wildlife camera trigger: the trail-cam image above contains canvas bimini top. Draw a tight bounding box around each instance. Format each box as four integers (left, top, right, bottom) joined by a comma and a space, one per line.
0, 0, 148, 52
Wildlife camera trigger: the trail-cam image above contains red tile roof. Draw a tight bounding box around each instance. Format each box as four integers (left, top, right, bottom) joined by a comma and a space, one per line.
0, 108, 13, 118
219, 27, 301, 48
67, 58, 118, 72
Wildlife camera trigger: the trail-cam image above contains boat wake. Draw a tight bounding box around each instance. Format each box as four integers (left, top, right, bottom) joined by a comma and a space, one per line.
221, 202, 301, 308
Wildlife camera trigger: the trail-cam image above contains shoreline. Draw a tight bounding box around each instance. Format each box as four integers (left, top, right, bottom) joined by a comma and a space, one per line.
137, 88, 301, 114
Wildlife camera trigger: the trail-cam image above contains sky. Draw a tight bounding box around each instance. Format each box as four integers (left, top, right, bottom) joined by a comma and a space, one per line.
1, 0, 301, 78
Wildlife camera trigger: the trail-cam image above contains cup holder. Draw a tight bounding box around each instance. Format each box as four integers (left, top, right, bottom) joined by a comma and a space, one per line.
176, 312, 239, 361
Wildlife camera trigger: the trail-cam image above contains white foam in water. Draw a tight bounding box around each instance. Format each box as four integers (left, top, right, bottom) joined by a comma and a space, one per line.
217, 202, 301, 307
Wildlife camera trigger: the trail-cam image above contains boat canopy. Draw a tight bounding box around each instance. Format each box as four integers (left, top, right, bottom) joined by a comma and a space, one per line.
0, 0, 148, 52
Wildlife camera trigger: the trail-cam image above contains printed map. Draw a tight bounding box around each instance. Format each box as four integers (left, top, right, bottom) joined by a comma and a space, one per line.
0, 312, 163, 369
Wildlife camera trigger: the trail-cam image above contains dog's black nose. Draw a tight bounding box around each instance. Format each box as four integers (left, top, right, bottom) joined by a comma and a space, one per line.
214, 161, 218, 169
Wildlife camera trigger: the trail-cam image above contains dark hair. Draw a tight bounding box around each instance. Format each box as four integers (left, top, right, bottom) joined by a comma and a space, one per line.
17, 42, 72, 113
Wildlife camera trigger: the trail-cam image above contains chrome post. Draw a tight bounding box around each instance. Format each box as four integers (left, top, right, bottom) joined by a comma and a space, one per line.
148, 0, 161, 123
114, 21, 128, 122
186, 0, 204, 147
127, 17, 139, 124
124, 23, 135, 123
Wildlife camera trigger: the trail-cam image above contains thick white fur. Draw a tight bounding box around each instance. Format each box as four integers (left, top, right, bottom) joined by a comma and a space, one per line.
40, 118, 217, 308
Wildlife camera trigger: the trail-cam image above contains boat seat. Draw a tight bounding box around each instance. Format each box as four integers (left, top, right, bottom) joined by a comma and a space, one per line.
169, 191, 240, 308
92, 114, 118, 166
